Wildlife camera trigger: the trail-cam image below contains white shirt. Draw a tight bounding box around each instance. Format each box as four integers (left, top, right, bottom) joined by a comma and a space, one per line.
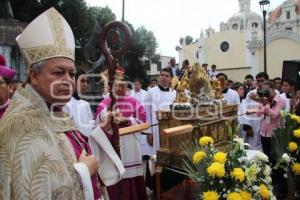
63, 97, 95, 137
209, 70, 219, 79
224, 88, 240, 105
280, 93, 291, 112
144, 86, 176, 156
131, 89, 147, 104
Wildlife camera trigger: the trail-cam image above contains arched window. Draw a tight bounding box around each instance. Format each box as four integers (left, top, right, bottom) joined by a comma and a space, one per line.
252, 22, 259, 28
232, 23, 239, 30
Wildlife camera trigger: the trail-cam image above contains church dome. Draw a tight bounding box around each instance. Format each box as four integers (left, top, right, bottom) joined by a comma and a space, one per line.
226, 0, 262, 31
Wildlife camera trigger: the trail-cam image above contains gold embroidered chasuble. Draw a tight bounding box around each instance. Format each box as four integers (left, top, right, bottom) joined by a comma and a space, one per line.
0, 85, 85, 200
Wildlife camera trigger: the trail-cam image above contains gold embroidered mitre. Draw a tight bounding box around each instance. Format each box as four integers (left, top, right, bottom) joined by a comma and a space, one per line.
16, 7, 75, 66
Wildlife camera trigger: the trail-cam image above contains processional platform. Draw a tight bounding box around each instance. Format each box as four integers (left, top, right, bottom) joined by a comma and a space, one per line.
156, 104, 238, 169
154, 104, 238, 200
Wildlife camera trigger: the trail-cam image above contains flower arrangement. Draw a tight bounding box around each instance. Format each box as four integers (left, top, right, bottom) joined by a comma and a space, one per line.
182, 136, 275, 200
272, 113, 300, 178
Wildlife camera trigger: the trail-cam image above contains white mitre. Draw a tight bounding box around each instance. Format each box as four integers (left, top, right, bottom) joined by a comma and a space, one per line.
16, 7, 75, 66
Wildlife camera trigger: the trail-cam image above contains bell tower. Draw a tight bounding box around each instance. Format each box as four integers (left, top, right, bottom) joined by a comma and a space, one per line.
239, 0, 251, 13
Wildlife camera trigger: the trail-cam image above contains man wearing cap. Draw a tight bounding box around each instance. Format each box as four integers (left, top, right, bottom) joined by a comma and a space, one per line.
0, 54, 16, 119
0, 8, 123, 200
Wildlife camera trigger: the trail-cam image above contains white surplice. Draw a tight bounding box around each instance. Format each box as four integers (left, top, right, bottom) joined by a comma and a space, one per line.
63, 97, 95, 137
224, 88, 241, 105
280, 92, 291, 112
131, 89, 149, 156
144, 86, 176, 156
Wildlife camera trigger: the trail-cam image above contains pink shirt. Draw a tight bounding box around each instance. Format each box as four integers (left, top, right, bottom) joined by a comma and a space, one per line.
257, 94, 285, 137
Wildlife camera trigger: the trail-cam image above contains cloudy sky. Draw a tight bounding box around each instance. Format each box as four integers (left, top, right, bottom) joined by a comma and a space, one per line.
86, 0, 283, 58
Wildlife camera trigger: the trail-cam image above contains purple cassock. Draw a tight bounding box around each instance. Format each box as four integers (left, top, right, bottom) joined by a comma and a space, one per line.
0, 54, 16, 119
51, 105, 102, 200
95, 95, 148, 200
0, 55, 16, 81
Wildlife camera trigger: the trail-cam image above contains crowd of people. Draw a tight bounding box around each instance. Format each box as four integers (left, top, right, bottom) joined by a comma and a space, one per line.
1, 7, 300, 200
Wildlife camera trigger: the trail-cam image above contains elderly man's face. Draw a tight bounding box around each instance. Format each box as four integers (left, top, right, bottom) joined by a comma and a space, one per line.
0, 76, 9, 105
30, 58, 76, 105
115, 81, 127, 96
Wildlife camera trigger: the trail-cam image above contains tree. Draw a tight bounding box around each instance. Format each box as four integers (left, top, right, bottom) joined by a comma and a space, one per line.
10, 1, 158, 87
88, 6, 116, 26
124, 23, 158, 86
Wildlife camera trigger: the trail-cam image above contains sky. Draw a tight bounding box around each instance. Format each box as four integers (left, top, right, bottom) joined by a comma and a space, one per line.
86, 0, 284, 59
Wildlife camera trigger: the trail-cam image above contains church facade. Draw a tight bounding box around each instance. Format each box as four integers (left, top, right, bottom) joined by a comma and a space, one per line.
177, 0, 300, 81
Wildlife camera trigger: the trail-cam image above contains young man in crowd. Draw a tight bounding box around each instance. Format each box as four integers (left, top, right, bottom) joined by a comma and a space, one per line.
273, 77, 282, 93
168, 58, 179, 78
243, 74, 255, 99
238, 72, 270, 151
280, 79, 296, 112
209, 64, 219, 79
144, 68, 177, 192
216, 73, 240, 105
256, 80, 286, 199
144, 68, 176, 156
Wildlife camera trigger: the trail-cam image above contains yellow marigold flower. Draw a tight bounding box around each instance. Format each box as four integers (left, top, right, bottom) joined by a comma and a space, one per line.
288, 142, 298, 152
207, 162, 225, 178
227, 192, 242, 200
213, 152, 227, 164
231, 168, 245, 182
193, 151, 206, 164
291, 114, 300, 123
259, 184, 270, 199
240, 191, 252, 200
294, 129, 300, 138
203, 191, 219, 200
199, 136, 214, 146
292, 163, 300, 175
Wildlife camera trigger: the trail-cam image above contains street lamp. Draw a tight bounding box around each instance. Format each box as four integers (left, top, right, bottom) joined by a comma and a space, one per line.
122, 0, 125, 22
259, 0, 270, 73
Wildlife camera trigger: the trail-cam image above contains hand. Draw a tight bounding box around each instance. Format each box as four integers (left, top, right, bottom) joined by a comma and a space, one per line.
100, 111, 113, 129
79, 150, 99, 176
147, 134, 153, 146
113, 116, 128, 125
113, 112, 129, 125
249, 92, 258, 101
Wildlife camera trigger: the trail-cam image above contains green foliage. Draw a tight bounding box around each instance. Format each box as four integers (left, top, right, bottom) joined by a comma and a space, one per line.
87, 6, 116, 26
10, 0, 158, 86
124, 24, 158, 86
272, 113, 299, 162
272, 113, 300, 177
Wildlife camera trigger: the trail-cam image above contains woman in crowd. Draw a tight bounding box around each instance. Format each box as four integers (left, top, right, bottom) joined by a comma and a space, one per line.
231, 82, 245, 102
